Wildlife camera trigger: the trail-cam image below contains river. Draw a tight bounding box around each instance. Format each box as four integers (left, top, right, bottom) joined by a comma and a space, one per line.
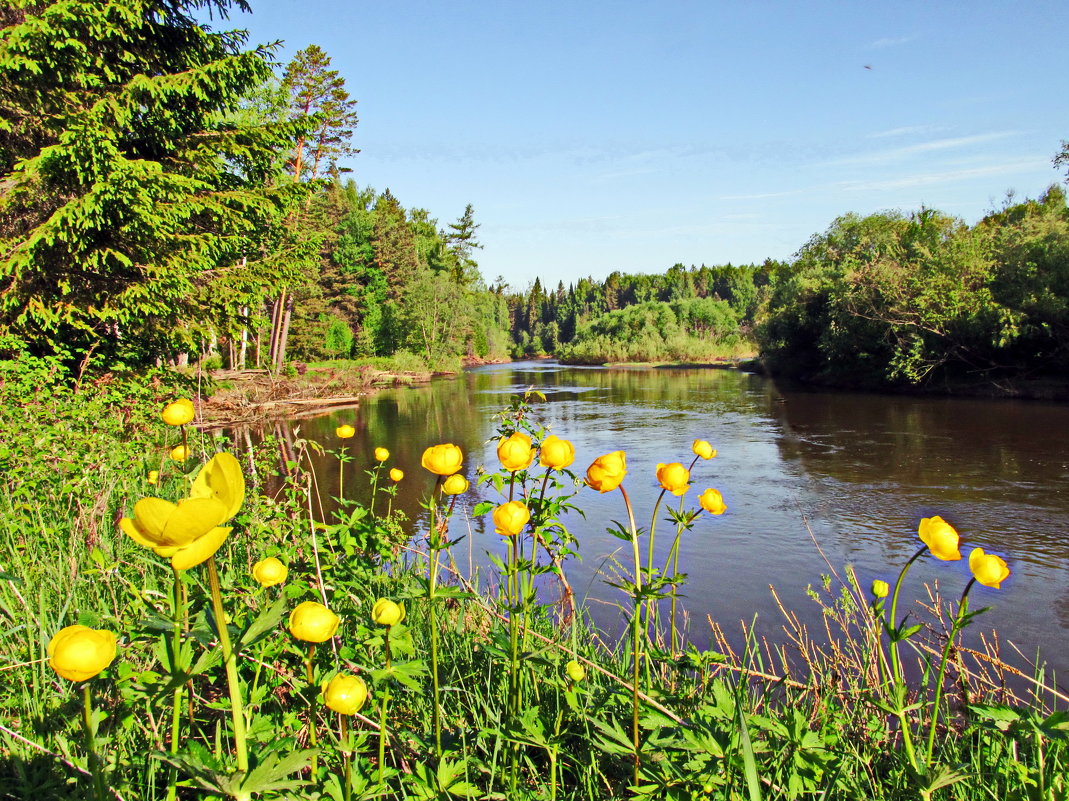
268, 359, 1069, 686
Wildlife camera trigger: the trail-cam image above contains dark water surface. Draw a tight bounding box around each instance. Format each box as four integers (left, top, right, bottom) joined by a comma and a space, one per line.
275, 360, 1069, 682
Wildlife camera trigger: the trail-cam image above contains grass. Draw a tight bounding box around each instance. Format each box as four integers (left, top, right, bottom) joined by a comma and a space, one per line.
0, 377, 1065, 800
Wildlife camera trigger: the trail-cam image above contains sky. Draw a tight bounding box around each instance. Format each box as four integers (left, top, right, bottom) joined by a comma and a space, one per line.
215, 0, 1069, 290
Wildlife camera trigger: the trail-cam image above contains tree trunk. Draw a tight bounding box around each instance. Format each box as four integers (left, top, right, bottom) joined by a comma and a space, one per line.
274, 293, 294, 371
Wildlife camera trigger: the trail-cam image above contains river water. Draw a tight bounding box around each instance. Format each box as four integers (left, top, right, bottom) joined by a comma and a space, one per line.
278, 360, 1069, 684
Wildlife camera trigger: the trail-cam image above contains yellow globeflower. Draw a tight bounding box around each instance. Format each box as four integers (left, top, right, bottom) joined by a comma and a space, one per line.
371, 598, 406, 627
497, 432, 535, 472
969, 548, 1010, 588
389, 468, 404, 482
442, 474, 469, 495
539, 435, 576, 469
374, 447, 390, 462
871, 580, 890, 598
421, 443, 464, 476
586, 451, 627, 493
288, 601, 340, 643
565, 659, 586, 682
47, 625, 117, 682
492, 500, 530, 537
147, 470, 159, 485
120, 453, 244, 570
323, 674, 368, 716
336, 424, 355, 439
692, 439, 716, 460
656, 462, 691, 496
169, 445, 190, 462
252, 557, 288, 588
698, 488, 726, 515
161, 398, 195, 427
918, 516, 962, 561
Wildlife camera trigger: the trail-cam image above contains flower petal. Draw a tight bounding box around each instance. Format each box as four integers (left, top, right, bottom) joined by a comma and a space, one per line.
171, 527, 231, 571
131, 497, 178, 540
191, 453, 245, 521
162, 497, 228, 546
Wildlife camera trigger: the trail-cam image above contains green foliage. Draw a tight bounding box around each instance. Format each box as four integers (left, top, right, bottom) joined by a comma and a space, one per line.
559, 298, 744, 364
757, 192, 1069, 388
0, 0, 314, 367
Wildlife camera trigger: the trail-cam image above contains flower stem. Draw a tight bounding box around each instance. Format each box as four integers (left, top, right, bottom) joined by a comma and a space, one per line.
618, 485, 642, 788
166, 567, 185, 801
885, 545, 927, 772
428, 477, 444, 756
341, 715, 352, 801
305, 645, 319, 782
206, 555, 249, 774
338, 445, 346, 504
378, 629, 392, 788
82, 684, 106, 801
926, 578, 976, 765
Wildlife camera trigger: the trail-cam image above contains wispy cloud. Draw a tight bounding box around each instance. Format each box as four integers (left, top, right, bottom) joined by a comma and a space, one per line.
719, 188, 806, 201
823, 132, 1020, 167
868, 125, 938, 139
868, 34, 919, 49
837, 158, 1043, 192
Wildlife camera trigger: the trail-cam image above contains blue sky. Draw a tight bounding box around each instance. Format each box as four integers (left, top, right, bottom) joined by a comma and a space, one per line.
221, 0, 1069, 290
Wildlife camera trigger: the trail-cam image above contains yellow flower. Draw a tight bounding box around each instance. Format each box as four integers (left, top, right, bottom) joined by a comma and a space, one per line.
336, 424, 355, 439
422, 443, 464, 476
389, 468, 404, 482
252, 557, 288, 588
969, 548, 1010, 588
918, 516, 962, 561
656, 462, 691, 496
492, 500, 530, 537
692, 439, 716, 460
288, 601, 340, 643
586, 451, 627, 493
871, 580, 890, 598
120, 455, 245, 571
169, 445, 190, 462
374, 447, 390, 462
371, 598, 406, 626
565, 659, 585, 682
47, 625, 116, 682
323, 674, 368, 716
539, 435, 576, 470
497, 432, 535, 472
442, 474, 469, 495
161, 398, 195, 427
698, 488, 726, 515
147, 470, 159, 485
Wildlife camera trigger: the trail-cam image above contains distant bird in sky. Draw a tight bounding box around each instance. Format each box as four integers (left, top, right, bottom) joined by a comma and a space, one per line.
864, 64, 873, 70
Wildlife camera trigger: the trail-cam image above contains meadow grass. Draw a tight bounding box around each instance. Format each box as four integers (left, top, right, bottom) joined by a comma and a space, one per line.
0, 376, 1065, 800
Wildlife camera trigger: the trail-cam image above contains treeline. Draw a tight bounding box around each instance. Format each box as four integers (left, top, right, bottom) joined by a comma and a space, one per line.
758, 186, 1069, 388
505, 262, 778, 362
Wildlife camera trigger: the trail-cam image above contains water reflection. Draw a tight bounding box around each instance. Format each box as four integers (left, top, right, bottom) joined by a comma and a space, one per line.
247, 361, 1069, 681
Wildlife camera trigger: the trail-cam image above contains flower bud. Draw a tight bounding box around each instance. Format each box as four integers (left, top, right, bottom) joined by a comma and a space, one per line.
698, 488, 726, 515
161, 398, 195, 427
147, 470, 159, 485
918, 516, 961, 561
336, 424, 355, 439
371, 598, 406, 627
169, 445, 190, 462
47, 625, 117, 682
421, 443, 464, 476
288, 601, 340, 643
497, 432, 535, 472
969, 548, 1010, 589
656, 462, 690, 496
539, 435, 576, 470
389, 468, 404, 482
253, 557, 288, 588
323, 674, 368, 715
692, 439, 716, 460
374, 447, 389, 462
586, 451, 627, 493
565, 659, 585, 682
442, 474, 469, 495
492, 500, 530, 537
871, 579, 890, 599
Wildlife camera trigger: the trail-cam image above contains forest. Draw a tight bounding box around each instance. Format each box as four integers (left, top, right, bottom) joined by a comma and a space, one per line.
2, 0, 1069, 388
